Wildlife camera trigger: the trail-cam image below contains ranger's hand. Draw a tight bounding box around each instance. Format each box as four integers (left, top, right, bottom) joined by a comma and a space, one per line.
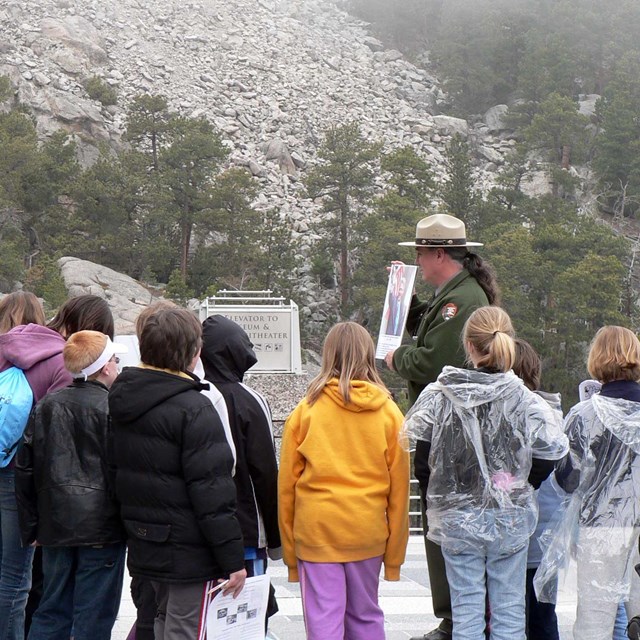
386, 260, 406, 273
385, 350, 396, 371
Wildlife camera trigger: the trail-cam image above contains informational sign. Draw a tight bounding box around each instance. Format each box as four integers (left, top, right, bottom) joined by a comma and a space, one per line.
200, 291, 303, 374
216, 311, 290, 368
375, 264, 418, 359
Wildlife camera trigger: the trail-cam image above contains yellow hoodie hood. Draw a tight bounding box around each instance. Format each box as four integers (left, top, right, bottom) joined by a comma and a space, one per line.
322, 378, 389, 412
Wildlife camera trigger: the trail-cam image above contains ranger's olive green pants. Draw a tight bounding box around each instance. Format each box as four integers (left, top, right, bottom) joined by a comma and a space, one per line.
422, 499, 453, 634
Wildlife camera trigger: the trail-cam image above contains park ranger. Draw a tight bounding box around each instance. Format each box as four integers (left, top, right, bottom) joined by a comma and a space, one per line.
385, 212, 500, 640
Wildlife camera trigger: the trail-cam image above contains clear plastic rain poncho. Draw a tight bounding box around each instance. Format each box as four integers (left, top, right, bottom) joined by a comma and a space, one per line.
403, 366, 568, 554
534, 394, 640, 604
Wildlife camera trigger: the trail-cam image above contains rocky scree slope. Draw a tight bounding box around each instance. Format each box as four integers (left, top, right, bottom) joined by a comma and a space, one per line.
1, 0, 526, 325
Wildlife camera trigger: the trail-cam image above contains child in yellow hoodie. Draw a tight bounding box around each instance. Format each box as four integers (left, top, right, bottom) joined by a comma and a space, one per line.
278, 322, 410, 640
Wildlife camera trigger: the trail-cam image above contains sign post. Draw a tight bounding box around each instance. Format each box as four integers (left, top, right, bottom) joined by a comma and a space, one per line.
199, 290, 303, 374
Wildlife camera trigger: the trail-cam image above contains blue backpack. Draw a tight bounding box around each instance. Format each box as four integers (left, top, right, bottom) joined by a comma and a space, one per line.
0, 367, 34, 467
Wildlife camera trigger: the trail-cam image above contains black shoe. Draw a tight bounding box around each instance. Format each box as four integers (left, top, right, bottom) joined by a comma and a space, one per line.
628, 616, 640, 640
410, 629, 453, 640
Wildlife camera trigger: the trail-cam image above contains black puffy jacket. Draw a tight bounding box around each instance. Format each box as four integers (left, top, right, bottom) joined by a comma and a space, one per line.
201, 316, 281, 552
109, 366, 244, 584
15, 380, 125, 547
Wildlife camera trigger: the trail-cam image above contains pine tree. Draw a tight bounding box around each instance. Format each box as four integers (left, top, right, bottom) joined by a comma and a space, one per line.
166, 268, 194, 305
353, 146, 435, 328
481, 194, 631, 406
593, 52, 640, 217
438, 134, 480, 231
305, 122, 381, 318
125, 94, 173, 171
159, 117, 229, 278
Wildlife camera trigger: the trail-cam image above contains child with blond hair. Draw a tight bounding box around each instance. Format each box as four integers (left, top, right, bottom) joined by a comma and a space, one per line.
404, 307, 568, 640
279, 321, 409, 640
15, 330, 127, 640
536, 326, 640, 640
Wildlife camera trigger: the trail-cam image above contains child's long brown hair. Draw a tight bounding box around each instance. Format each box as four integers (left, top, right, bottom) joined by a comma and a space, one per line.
306, 322, 388, 405
0, 292, 45, 334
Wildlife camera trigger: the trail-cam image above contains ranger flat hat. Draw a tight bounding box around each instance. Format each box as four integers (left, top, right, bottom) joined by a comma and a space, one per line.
398, 213, 483, 248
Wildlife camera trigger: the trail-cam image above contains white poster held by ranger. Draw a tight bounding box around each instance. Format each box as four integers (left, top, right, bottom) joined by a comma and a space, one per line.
205, 574, 270, 640
375, 264, 418, 359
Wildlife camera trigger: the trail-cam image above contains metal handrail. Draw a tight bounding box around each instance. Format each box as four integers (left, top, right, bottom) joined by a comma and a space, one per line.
216, 290, 275, 295
202, 289, 288, 305
409, 479, 424, 534
203, 297, 287, 304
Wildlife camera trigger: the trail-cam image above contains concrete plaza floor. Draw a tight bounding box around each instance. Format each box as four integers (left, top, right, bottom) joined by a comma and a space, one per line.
112, 537, 581, 639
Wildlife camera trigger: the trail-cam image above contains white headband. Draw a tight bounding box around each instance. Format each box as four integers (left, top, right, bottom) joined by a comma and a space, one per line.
72, 336, 127, 379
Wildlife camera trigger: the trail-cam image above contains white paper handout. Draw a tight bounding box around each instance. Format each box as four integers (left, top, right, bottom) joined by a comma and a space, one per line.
375, 264, 418, 359
205, 574, 270, 640
579, 379, 602, 401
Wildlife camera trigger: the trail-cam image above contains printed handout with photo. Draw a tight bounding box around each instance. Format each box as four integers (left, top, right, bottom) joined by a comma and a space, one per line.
205, 574, 270, 640
375, 264, 418, 359
579, 379, 602, 401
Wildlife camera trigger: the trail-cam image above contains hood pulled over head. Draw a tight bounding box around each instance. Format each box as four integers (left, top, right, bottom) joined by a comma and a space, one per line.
200, 315, 257, 383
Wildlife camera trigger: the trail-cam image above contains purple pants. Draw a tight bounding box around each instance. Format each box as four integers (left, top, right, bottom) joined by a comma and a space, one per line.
298, 556, 385, 640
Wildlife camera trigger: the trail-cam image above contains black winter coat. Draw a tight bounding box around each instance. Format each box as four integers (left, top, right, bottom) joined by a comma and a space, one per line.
201, 315, 281, 551
15, 380, 125, 547
109, 366, 244, 584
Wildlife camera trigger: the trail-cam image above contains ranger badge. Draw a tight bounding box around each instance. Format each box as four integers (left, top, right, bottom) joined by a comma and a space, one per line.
441, 303, 458, 320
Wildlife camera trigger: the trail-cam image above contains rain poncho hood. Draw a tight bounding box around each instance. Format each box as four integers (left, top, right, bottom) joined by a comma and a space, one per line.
534, 393, 640, 604
591, 393, 640, 456
201, 315, 256, 383
403, 366, 568, 552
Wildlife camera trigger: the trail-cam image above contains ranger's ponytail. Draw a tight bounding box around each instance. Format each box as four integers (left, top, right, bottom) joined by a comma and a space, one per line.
462, 252, 501, 306
446, 248, 501, 306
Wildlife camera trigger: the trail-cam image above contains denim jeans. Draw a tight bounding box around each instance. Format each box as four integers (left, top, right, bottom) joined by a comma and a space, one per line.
27, 542, 126, 640
443, 537, 528, 640
613, 602, 629, 640
0, 467, 35, 640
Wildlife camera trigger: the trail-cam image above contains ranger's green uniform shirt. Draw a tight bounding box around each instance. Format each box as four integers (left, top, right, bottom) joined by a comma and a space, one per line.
392, 269, 488, 406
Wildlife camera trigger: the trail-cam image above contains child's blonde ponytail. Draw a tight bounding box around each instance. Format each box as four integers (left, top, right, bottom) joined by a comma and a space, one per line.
463, 306, 515, 372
